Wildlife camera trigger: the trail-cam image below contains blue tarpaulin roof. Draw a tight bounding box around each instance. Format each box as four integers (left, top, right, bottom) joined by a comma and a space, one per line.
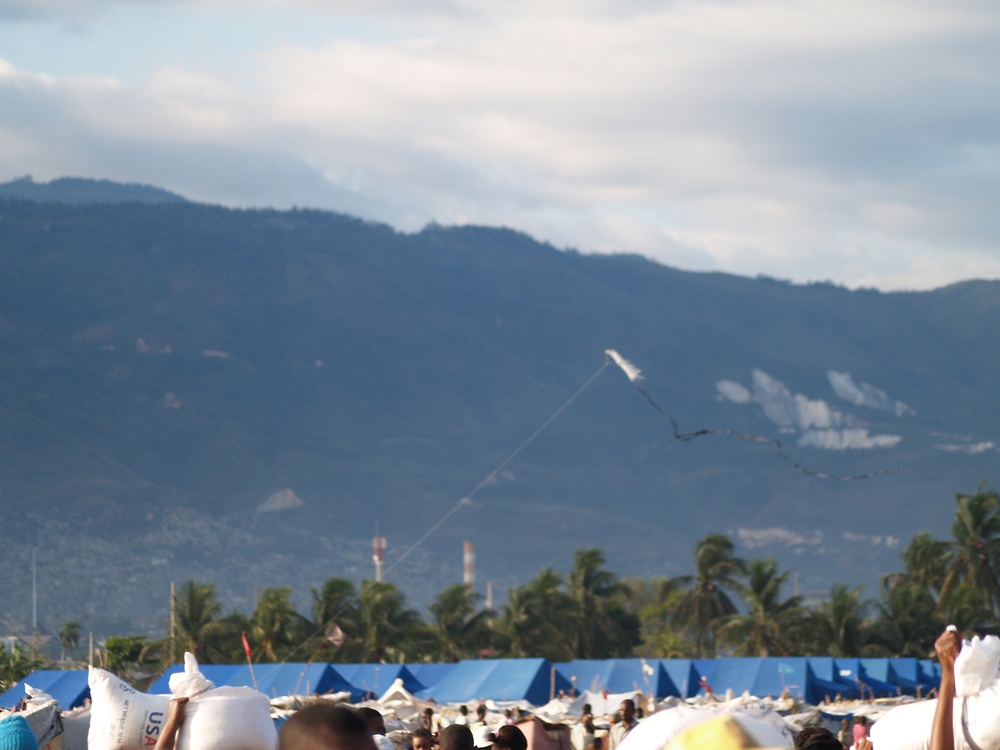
333, 664, 423, 698
0, 670, 90, 709
556, 659, 680, 698
806, 657, 860, 700
148, 663, 358, 699
418, 659, 570, 705
659, 660, 702, 699
404, 663, 455, 691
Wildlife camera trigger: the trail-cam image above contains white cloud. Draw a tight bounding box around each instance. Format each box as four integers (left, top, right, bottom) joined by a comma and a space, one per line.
1, 0, 999, 289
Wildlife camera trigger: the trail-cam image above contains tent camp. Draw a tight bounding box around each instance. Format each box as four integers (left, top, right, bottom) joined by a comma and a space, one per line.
405, 663, 455, 691
335, 664, 423, 698
419, 659, 571, 706
0, 669, 90, 709
147, 662, 359, 699
658, 660, 703, 700
556, 659, 679, 698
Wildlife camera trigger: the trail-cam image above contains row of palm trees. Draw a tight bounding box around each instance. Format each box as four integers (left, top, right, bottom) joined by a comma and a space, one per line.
63, 483, 1000, 677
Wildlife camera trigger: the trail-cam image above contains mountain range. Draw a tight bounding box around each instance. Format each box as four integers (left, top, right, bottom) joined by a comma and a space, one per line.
0, 177, 997, 636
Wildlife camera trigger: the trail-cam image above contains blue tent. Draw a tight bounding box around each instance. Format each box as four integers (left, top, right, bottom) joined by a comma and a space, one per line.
557, 659, 679, 698
0, 670, 90, 709
659, 660, 702, 699
334, 664, 423, 698
751, 658, 811, 703
806, 658, 859, 701
148, 663, 358, 699
886, 659, 937, 695
418, 659, 570, 706
833, 659, 897, 698
703, 658, 763, 697
690, 659, 718, 697
225, 663, 359, 699
405, 663, 455, 691
147, 664, 243, 695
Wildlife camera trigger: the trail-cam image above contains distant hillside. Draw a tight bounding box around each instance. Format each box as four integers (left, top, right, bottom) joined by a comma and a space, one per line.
0, 183, 997, 634
0, 176, 186, 205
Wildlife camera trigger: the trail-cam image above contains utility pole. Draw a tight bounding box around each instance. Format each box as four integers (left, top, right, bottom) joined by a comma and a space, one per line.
32, 550, 37, 631
170, 581, 176, 663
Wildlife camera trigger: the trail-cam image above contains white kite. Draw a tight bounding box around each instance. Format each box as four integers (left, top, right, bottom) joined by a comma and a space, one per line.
604, 349, 643, 382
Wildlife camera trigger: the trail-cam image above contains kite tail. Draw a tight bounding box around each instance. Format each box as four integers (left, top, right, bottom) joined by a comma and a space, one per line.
615, 354, 901, 481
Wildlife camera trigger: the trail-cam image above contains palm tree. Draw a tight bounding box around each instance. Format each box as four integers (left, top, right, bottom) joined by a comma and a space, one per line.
174, 580, 228, 662
499, 567, 576, 661
0, 643, 43, 690
942, 483, 1000, 614
59, 620, 82, 662
672, 534, 746, 657
356, 581, 426, 662
804, 584, 882, 657
568, 548, 638, 658
428, 583, 493, 661
716, 557, 802, 656
872, 577, 942, 657
626, 577, 692, 657
310, 577, 362, 660
251, 587, 309, 662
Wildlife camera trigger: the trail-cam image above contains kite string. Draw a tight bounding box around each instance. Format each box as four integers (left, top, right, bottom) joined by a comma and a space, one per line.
382, 357, 610, 579
282, 358, 611, 663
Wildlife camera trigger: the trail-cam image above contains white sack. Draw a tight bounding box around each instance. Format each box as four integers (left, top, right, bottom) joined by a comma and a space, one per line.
870, 681, 1000, 750
956, 636, 1000, 697
88, 668, 171, 750
168, 652, 215, 699
176, 685, 277, 750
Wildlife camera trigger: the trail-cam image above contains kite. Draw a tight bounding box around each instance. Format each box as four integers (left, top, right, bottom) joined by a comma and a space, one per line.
604, 349, 901, 480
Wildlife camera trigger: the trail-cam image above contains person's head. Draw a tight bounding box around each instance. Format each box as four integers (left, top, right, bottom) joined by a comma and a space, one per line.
854, 716, 867, 726
635, 706, 644, 720
794, 727, 843, 750
582, 704, 592, 715
356, 707, 387, 736
619, 700, 636, 724
0, 714, 39, 750
412, 729, 435, 750
476, 705, 487, 720
460, 706, 469, 717
439, 724, 475, 750
493, 725, 527, 750
280, 705, 378, 750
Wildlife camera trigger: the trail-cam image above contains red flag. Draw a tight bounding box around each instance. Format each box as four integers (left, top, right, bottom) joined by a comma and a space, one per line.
242, 631, 252, 660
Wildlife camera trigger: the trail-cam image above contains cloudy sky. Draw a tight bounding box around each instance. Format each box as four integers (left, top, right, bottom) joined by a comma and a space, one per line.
1, 0, 998, 290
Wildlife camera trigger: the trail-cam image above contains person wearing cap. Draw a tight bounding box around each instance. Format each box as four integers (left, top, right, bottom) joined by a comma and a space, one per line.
0, 714, 39, 750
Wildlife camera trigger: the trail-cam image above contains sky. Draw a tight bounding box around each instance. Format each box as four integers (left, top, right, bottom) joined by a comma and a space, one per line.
1, 0, 999, 291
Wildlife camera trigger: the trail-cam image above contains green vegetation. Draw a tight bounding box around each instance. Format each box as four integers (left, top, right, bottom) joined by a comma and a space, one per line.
23, 483, 988, 680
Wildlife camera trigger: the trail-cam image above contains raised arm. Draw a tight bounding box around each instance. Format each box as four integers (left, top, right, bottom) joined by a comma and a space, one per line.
154, 697, 190, 750
930, 627, 963, 750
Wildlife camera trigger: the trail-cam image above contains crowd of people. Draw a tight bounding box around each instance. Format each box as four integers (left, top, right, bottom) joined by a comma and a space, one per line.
0, 627, 968, 750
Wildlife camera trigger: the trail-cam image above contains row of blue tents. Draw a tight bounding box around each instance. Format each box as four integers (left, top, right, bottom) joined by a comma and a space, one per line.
0, 656, 943, 710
